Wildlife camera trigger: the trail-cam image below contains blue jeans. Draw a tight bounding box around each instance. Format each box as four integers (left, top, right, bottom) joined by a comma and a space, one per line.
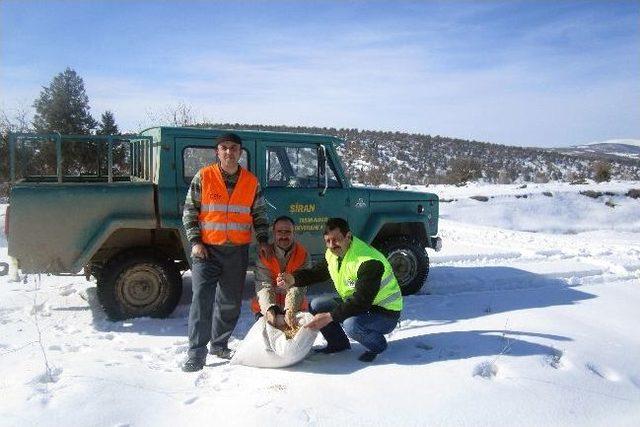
310, 295, 399, 354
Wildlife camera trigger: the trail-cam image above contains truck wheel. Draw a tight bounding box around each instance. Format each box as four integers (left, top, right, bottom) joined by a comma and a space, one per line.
377, 236, 429, 295
97, 251, 182, 320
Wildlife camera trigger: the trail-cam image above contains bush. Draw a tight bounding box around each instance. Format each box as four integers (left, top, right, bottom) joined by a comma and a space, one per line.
534, 172, 549, 183
580, 190, 602, 199
627, 189, 640, 199
446, 157, 482, 184
593, 161, 611, 183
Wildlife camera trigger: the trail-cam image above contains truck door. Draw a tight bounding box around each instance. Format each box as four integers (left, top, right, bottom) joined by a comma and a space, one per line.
258, 141, 352, 261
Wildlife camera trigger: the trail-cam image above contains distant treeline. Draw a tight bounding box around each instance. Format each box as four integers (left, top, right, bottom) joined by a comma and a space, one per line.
197, 123, 640, 185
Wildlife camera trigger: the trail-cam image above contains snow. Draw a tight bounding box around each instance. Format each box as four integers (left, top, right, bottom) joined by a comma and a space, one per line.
583, 139, 640, 148
1, 181, 640, 426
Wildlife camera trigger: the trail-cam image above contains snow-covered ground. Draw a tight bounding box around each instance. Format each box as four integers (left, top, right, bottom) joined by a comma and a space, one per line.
1, 181, 639, 426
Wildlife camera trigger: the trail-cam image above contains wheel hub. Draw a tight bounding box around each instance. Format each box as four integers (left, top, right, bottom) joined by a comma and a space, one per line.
118, 264, 163, 311
387, 249, 418, 286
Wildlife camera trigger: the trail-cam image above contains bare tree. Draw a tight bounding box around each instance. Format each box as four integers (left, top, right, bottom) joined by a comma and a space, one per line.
1, 103, 33, 135
1, 104, 33, 193
140, 102, 212, 130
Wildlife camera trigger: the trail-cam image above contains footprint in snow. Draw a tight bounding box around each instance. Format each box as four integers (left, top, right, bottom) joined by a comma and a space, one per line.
268, 383, 287, 392
59, 286, 76, 296
194, 371, 209, 387
105, 362, 123, 367
122, 347, 152, 353
585, 363, 620, 381
543, 348, 565, 369
473, 361, 498, 379
65, 344, 82, 353
183, 396, 198, 405
415, 342, 433, 351
30, 367, 63, 386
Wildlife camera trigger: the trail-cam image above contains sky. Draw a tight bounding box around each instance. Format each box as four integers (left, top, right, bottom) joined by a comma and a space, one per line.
1, 0, 639, 147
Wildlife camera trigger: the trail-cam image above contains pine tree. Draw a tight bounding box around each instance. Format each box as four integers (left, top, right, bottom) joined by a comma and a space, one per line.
97, 111, 120, 135
96, 110, 128, 176
32, 68, 97, 134
31, 68, 99, 174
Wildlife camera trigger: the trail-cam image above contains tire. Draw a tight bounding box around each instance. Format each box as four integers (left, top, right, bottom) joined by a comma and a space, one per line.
97, 250, 182, 320
376, 236, 429, 296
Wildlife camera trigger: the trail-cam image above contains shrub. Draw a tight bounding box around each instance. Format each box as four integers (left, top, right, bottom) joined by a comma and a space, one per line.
593, 161, 611, 183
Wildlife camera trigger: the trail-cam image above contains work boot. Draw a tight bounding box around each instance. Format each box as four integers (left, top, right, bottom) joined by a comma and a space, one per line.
314, 343, 350, 354
209, 346, 233, 359
182, 357, 205, 372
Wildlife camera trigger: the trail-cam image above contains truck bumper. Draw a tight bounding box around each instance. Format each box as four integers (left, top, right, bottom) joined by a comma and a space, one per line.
430, 236, 443, 252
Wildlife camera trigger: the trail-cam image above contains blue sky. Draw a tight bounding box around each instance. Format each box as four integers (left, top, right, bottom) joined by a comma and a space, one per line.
1, 0, 638, 147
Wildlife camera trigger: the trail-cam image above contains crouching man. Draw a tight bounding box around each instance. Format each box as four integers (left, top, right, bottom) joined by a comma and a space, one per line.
277, 217, 402, 362
251, 216, 310, 328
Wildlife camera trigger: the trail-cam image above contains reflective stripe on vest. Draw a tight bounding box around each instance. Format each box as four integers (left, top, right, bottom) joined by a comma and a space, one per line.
199, 222, 252, 231
325, 236, 403, 311
198, 164, 258, 245
201, 204, 251, 214
251, 242, 310, 314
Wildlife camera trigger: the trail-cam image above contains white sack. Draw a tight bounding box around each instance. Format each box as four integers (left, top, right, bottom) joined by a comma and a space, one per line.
230, 312, 318, 368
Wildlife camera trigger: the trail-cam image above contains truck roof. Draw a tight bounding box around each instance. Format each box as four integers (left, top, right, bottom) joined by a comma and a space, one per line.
140, 126, 344, 145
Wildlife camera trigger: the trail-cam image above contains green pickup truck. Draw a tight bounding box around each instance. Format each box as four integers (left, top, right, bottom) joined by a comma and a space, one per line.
5, 127, 441, 320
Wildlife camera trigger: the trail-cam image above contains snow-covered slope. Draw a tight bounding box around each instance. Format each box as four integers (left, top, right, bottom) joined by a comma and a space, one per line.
585, 139, 640, 148
562, 139, 640, 160
1, 182, 639, 426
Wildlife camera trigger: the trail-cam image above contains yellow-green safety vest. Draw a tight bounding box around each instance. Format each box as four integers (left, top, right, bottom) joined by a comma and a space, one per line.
325, 236, 403, 311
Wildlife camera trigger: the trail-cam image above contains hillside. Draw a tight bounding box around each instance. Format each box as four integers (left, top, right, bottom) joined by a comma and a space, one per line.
205, 124, 640, 185
553, 139, 640, 162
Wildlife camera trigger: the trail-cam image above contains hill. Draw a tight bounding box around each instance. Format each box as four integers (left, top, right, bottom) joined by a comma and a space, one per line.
203, 124, 640, 185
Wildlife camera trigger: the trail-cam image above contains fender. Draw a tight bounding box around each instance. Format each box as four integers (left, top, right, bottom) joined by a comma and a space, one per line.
73, 216, 157, 272
361, 213, 431, 245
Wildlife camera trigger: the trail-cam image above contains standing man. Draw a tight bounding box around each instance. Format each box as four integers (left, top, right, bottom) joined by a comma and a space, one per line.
251, 216, 310, 327
277, 218, 402, 362
182, 132, 272, 372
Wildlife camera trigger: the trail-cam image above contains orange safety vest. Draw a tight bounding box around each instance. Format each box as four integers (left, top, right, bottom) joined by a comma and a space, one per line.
198, 164, 258, 245
251, 241, 310, 314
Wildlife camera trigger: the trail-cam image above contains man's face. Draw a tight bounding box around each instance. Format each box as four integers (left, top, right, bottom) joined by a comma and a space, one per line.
273, 220, 294, 251
216, 141, 241, 169
323, 228, 351, 258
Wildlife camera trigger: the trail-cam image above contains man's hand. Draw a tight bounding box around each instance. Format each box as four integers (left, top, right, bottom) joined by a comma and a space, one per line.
305, 312, 333, 330
284, 309, 297, 328
276, 273, 294, 289
265, 306, 278, 326
258, 242, 274, 259
191, 243, 208, 259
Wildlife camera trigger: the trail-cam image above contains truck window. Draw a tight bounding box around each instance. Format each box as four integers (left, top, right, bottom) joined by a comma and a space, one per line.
182, 147, 248, 183
266, 146, 341, 188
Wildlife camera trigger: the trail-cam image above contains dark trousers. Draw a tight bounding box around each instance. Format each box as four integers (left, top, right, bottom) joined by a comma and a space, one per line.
187, 244, 249, 359
310, 295, 398, 354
